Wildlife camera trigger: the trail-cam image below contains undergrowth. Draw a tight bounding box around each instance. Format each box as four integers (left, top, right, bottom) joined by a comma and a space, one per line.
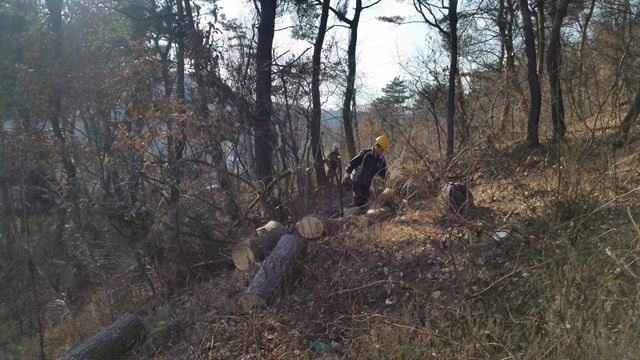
14, 133, 640, 360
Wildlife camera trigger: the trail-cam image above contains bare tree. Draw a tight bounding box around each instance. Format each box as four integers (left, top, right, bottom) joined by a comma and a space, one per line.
254, 0, 278, 188
546, 0, 569, 141
519, 0, 542, 148
413, 0, 459, 161
327, 0, 382, 158
311, 0, 331, 185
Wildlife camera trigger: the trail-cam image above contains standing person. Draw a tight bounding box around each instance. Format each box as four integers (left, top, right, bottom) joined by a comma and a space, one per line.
342, 135, 389, 208
325, 143, 341, 185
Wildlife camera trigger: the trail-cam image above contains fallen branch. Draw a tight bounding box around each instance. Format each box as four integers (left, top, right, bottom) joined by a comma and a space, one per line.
230, 169, 293, 229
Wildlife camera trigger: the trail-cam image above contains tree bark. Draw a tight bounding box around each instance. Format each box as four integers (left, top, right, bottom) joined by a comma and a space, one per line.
28, 259, 45, 360
446, 0, 458, 161
168, 0, 187, 206
342, 0, 363, 159
536, 0, 545, 76
617, 87, 640, 144
254, 0, 277, 187
45, 0, 79, 201
59, 313, 145, 360
232, 221, 288, 271
240, 234, 307, 311
311, 0, 330, 186
519, 0, 542, 148
577, 0, 595, 76
546, 0, 568, 141
499, 0, 517, 134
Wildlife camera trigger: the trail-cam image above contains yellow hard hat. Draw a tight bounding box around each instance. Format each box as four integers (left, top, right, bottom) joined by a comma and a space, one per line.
375, 135, 390, 151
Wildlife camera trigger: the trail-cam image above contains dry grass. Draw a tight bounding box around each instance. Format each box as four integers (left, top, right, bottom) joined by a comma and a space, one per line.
19, 130, 640, 360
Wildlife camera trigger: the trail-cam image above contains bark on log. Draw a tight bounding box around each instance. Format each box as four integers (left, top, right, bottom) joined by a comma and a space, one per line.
59, 313, 144, 360
239, 234, 307, 311
232, 221, 287, 271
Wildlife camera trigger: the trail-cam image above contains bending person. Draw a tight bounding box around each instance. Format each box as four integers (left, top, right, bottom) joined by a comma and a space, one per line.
342, 135, 389, 208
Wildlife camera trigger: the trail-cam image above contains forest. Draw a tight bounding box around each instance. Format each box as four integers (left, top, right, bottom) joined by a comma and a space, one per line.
1, 0, 640, 358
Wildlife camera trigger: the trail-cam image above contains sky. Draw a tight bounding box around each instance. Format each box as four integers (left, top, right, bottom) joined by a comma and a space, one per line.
215, 0, 435, 107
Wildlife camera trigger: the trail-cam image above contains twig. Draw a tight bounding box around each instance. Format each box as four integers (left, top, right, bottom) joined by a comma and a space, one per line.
468, 258, 556, 299
574, 185, 640, 228
382, 320, 459, 345
229, 169, 293, 229
628, 206, 640, 237
329, 279, 389, 297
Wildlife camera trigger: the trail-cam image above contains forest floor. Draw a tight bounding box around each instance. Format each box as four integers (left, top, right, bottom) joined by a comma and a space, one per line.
38, 129, 640, 359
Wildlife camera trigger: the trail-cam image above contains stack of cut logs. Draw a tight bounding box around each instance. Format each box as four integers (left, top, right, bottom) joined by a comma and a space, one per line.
234, 188, 396, 311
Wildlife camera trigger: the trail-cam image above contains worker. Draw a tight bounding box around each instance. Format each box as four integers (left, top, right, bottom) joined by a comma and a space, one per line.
342, 135, 389, 208
326, 143, 341, 185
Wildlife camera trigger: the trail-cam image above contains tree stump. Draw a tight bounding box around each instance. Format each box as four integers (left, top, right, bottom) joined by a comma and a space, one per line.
232, 221, 287, 271
59, 313, 144, 360
440, 182, 474, 214
239, 234, 307, 311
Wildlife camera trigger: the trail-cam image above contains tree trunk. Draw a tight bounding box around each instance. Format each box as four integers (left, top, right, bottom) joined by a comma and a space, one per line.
28, 259, 45, 360
240, 234, 307, 311
232, 221, 288, 271
455, 71, 468, 145
577, 0, 595, 115
45, 0, 79, 201
546, 0, 569, 141
342, 0, 363, 159
311, 0, 330, 186
617, 87, 640, 144
59, 313, 145, 360
499, 0, 517, 134
577, 0, 595, 76
446, 0, 458, 161
168, 0, 187, 206
536, 0, 545, 75
519, 0, 542, 148
254, 0, 277, 187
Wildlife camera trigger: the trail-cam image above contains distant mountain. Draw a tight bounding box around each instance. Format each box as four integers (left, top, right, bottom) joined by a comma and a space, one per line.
321, 108, 342, 129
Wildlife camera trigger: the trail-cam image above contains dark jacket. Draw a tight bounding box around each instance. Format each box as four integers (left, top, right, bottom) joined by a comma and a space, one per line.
327, 149, 340, 168
346, 148, 387, 187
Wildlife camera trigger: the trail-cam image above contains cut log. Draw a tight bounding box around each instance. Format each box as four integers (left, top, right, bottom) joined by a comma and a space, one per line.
239, 234, 307, 311
59, 313, 144, 360
231, 221, 287, 271
295, 216, 325, 239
